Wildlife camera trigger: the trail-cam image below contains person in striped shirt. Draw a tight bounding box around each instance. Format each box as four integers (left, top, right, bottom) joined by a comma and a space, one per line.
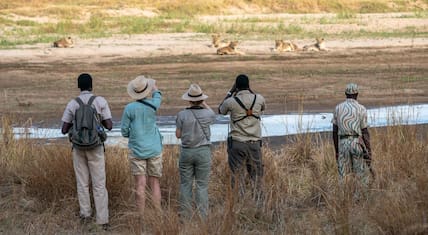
332, 83, 372, 190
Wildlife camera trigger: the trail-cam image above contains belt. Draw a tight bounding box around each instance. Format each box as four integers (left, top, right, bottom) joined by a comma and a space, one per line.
182, 144, 210, 149
233, 139, 260, 144
339, 135, 359, 139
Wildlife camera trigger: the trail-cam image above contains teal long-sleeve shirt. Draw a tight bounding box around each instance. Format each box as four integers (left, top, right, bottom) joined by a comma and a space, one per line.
121, 91, 163, 159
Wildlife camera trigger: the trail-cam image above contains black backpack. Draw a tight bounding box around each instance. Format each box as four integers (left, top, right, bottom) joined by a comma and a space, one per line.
69, 96, 106, 150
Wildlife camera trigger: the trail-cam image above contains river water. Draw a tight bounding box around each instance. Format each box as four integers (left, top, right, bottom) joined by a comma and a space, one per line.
9, 104, 428, 147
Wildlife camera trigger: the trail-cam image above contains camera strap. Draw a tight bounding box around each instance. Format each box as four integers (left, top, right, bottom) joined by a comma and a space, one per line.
232, 95, 260, 124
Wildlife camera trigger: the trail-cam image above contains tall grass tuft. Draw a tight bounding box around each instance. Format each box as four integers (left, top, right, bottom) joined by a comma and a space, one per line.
337, 10, 357, 19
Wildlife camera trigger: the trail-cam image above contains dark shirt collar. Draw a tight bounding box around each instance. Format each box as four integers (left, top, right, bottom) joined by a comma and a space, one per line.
187, 106, 204, 109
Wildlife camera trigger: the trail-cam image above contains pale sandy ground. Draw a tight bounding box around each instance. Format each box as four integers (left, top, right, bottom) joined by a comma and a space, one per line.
1, 34, 427, 64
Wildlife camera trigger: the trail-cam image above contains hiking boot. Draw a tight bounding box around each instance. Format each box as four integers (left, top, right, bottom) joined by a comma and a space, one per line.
88, 223, 111, 233
102, 223, 111, 231
79, 215, 92, 224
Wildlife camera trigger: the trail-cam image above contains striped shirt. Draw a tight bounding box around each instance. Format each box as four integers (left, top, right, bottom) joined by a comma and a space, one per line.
332, 98, 368, 136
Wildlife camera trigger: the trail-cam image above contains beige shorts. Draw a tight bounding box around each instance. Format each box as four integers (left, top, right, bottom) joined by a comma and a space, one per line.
128, 153, 162, 177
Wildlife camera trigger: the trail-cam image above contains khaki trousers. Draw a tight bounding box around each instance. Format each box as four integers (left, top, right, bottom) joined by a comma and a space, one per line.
73, 145, 109, 224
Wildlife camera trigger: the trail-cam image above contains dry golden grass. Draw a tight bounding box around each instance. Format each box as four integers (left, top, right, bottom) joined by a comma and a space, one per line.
1, 117, 427, 234
2, 0, 426, 13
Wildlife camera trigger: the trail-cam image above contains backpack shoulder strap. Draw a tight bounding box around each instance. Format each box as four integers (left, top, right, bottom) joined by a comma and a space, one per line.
137, 99, 157, 111
88, 95, 97, 106
75, 97, 84, 106
75, 96, 97, 106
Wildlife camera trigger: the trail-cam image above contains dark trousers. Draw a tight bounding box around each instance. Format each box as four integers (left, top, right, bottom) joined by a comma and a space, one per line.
227, 139, 263, 203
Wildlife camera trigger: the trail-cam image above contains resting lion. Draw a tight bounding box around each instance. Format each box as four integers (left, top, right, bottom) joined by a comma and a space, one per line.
273, 40, 299, 52
211, 34, 230, 48
53, 37, 74, 48
302, 38, 327, 52
216, 41, 245, 55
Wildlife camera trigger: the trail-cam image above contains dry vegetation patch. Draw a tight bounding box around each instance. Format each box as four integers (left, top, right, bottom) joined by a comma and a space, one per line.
1, 117, 427, 234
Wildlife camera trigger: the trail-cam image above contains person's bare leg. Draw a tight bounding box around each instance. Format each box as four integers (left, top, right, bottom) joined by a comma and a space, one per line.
134, 175, 147, 214
148, 176, 161, 210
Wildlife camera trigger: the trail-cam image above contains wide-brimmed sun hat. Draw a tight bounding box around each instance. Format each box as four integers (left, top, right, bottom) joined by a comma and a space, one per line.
345, 83, 359, 95
127, 75, 155, 100
182, 84, 208, 101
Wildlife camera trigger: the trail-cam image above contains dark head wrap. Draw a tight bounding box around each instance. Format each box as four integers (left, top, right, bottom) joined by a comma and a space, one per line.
235, 74, 249, 89
78, 73, 92, 91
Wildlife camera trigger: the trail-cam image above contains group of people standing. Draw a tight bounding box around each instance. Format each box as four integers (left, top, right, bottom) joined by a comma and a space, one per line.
61, 73, 371, 230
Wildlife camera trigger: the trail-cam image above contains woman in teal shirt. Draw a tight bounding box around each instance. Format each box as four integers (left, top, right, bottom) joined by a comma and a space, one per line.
121, 75, 163, 216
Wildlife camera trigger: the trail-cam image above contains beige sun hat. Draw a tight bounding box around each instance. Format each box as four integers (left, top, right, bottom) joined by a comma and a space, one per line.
127, 75, 155, 100
345, 83, 359, 95
182, 84, 208, 101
